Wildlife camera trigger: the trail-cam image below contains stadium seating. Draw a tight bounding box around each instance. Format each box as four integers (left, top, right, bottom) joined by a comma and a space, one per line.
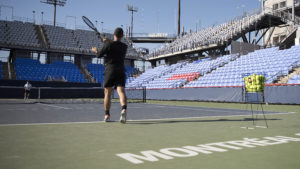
0, 20, 40, 47
43, 25, 139, 57
127, 45, 300, 89
287, 75, 300, 84
15, 58, 87, 83
185, 46, 300, 87
86, 63, 105, 84
142, 54, 237, 89
74, 29, 103, 53
126, 62, 187, 88
125, 66, 138, 78
147, 12, 263, 58
43, 25, 78, 51
0, 20, 139, 57
86, 63, 138, 85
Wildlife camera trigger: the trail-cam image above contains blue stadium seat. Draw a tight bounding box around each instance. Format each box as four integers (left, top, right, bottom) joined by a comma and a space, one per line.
127, 45, 300, 89
14, 58, 87, 83
86, 63, 137, 85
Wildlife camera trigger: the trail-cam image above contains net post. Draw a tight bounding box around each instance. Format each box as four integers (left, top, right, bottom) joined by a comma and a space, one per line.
143, 87, 146, 103
38, 87, 41, 103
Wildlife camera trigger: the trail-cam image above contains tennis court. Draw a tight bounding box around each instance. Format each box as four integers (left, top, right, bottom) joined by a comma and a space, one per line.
0, 100, 300, 169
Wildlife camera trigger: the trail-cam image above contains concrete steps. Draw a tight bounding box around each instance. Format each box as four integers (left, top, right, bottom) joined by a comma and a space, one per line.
277, 67, 300, 84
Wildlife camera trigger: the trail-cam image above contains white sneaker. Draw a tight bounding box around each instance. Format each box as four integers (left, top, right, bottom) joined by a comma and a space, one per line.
120, 109, 127, 124
104, 114, 110, 122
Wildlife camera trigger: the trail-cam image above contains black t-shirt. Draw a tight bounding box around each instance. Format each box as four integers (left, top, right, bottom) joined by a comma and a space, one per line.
96, 41, 128, 67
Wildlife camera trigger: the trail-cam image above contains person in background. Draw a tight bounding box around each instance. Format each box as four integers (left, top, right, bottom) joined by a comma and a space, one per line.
24, 81, 32, 101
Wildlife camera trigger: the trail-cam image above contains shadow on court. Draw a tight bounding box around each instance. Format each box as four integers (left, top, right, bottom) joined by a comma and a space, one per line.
127, 118, 281, 125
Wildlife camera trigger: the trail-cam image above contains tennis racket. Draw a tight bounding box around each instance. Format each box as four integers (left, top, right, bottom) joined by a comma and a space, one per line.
82, 16, 105, 40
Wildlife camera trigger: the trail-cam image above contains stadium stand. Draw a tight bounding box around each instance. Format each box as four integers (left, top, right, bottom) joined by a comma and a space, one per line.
15, 58, 87, 83
43, 24, 139, 57
73, 29, 103, 53
126, 62, 187, 88
86, 63, 105, 84
86, 63, 138, 85
127, 45, 300, 89
186, 46, 300, 87
0, 20, 40, 47
125, 66, 138, 78
0, 19, 140, 58
43, 25, 78, 51
147, 12, 264, 58
142, 54, 237, 89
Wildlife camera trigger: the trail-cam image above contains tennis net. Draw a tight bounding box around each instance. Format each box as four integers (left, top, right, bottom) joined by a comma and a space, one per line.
0, 86, 146, 104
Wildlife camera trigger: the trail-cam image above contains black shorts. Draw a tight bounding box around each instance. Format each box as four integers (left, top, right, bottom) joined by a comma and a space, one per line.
25, 90, 30, 94
103, 65, 126, 88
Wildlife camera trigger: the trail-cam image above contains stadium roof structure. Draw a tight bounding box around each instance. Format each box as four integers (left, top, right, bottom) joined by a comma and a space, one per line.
146, 7, 300, 62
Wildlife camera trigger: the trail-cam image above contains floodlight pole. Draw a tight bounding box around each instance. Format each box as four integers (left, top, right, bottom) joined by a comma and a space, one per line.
292, 0, 295, 24
53, 0, 57, 26
178, 0, 181, 37
128, 5, 138, 38
33, 10, 36, 24
41, 0, 67, 27
131, 10, 133, 37
41, 12, 44, 25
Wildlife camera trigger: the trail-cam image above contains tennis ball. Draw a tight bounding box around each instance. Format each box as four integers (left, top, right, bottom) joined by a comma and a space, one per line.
246, 85, 250, 92
257, 86, 262, 92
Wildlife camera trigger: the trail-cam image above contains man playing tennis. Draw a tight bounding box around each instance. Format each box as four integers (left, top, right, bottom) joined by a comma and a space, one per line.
92, 27, 128, 123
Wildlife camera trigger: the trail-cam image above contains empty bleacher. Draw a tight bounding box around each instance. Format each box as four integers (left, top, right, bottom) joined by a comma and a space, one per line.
125, 66, 137, 78
186, 46, 300, 87
127, 45, 300, 89
126, 62, 186, 88
126, 54, 237, 89
0, 20, 139, 58
147, 12, 264, 59
86, 63, 138, 85
185, 46, 300, 87
0, 20, 40, 47
15, 58, 87, 83
74, 29, 103, 53
145, 54, 238, 89
86, 63, 105, 84
43, 25, 78, 51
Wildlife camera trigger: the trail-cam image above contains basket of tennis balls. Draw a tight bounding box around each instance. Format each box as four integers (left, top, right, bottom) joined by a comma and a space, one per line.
243, 74, 265, 92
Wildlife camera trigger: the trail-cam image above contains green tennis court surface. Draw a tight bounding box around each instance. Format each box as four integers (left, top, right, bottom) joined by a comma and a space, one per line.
0, 101, 299, 169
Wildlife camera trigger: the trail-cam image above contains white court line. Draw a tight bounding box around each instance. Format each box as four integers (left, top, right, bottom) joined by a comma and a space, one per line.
37, 103, 72, 110
0, 112, 295, 127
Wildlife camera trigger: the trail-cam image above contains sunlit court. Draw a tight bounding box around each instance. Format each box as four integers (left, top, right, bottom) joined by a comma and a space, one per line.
0, 0, 300, 169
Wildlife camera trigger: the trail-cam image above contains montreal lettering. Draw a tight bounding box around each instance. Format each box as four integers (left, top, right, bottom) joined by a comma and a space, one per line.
116, 134, 300, 164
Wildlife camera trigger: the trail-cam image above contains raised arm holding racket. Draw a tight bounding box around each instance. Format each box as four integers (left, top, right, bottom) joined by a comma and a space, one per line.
82, 16, 128, 123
